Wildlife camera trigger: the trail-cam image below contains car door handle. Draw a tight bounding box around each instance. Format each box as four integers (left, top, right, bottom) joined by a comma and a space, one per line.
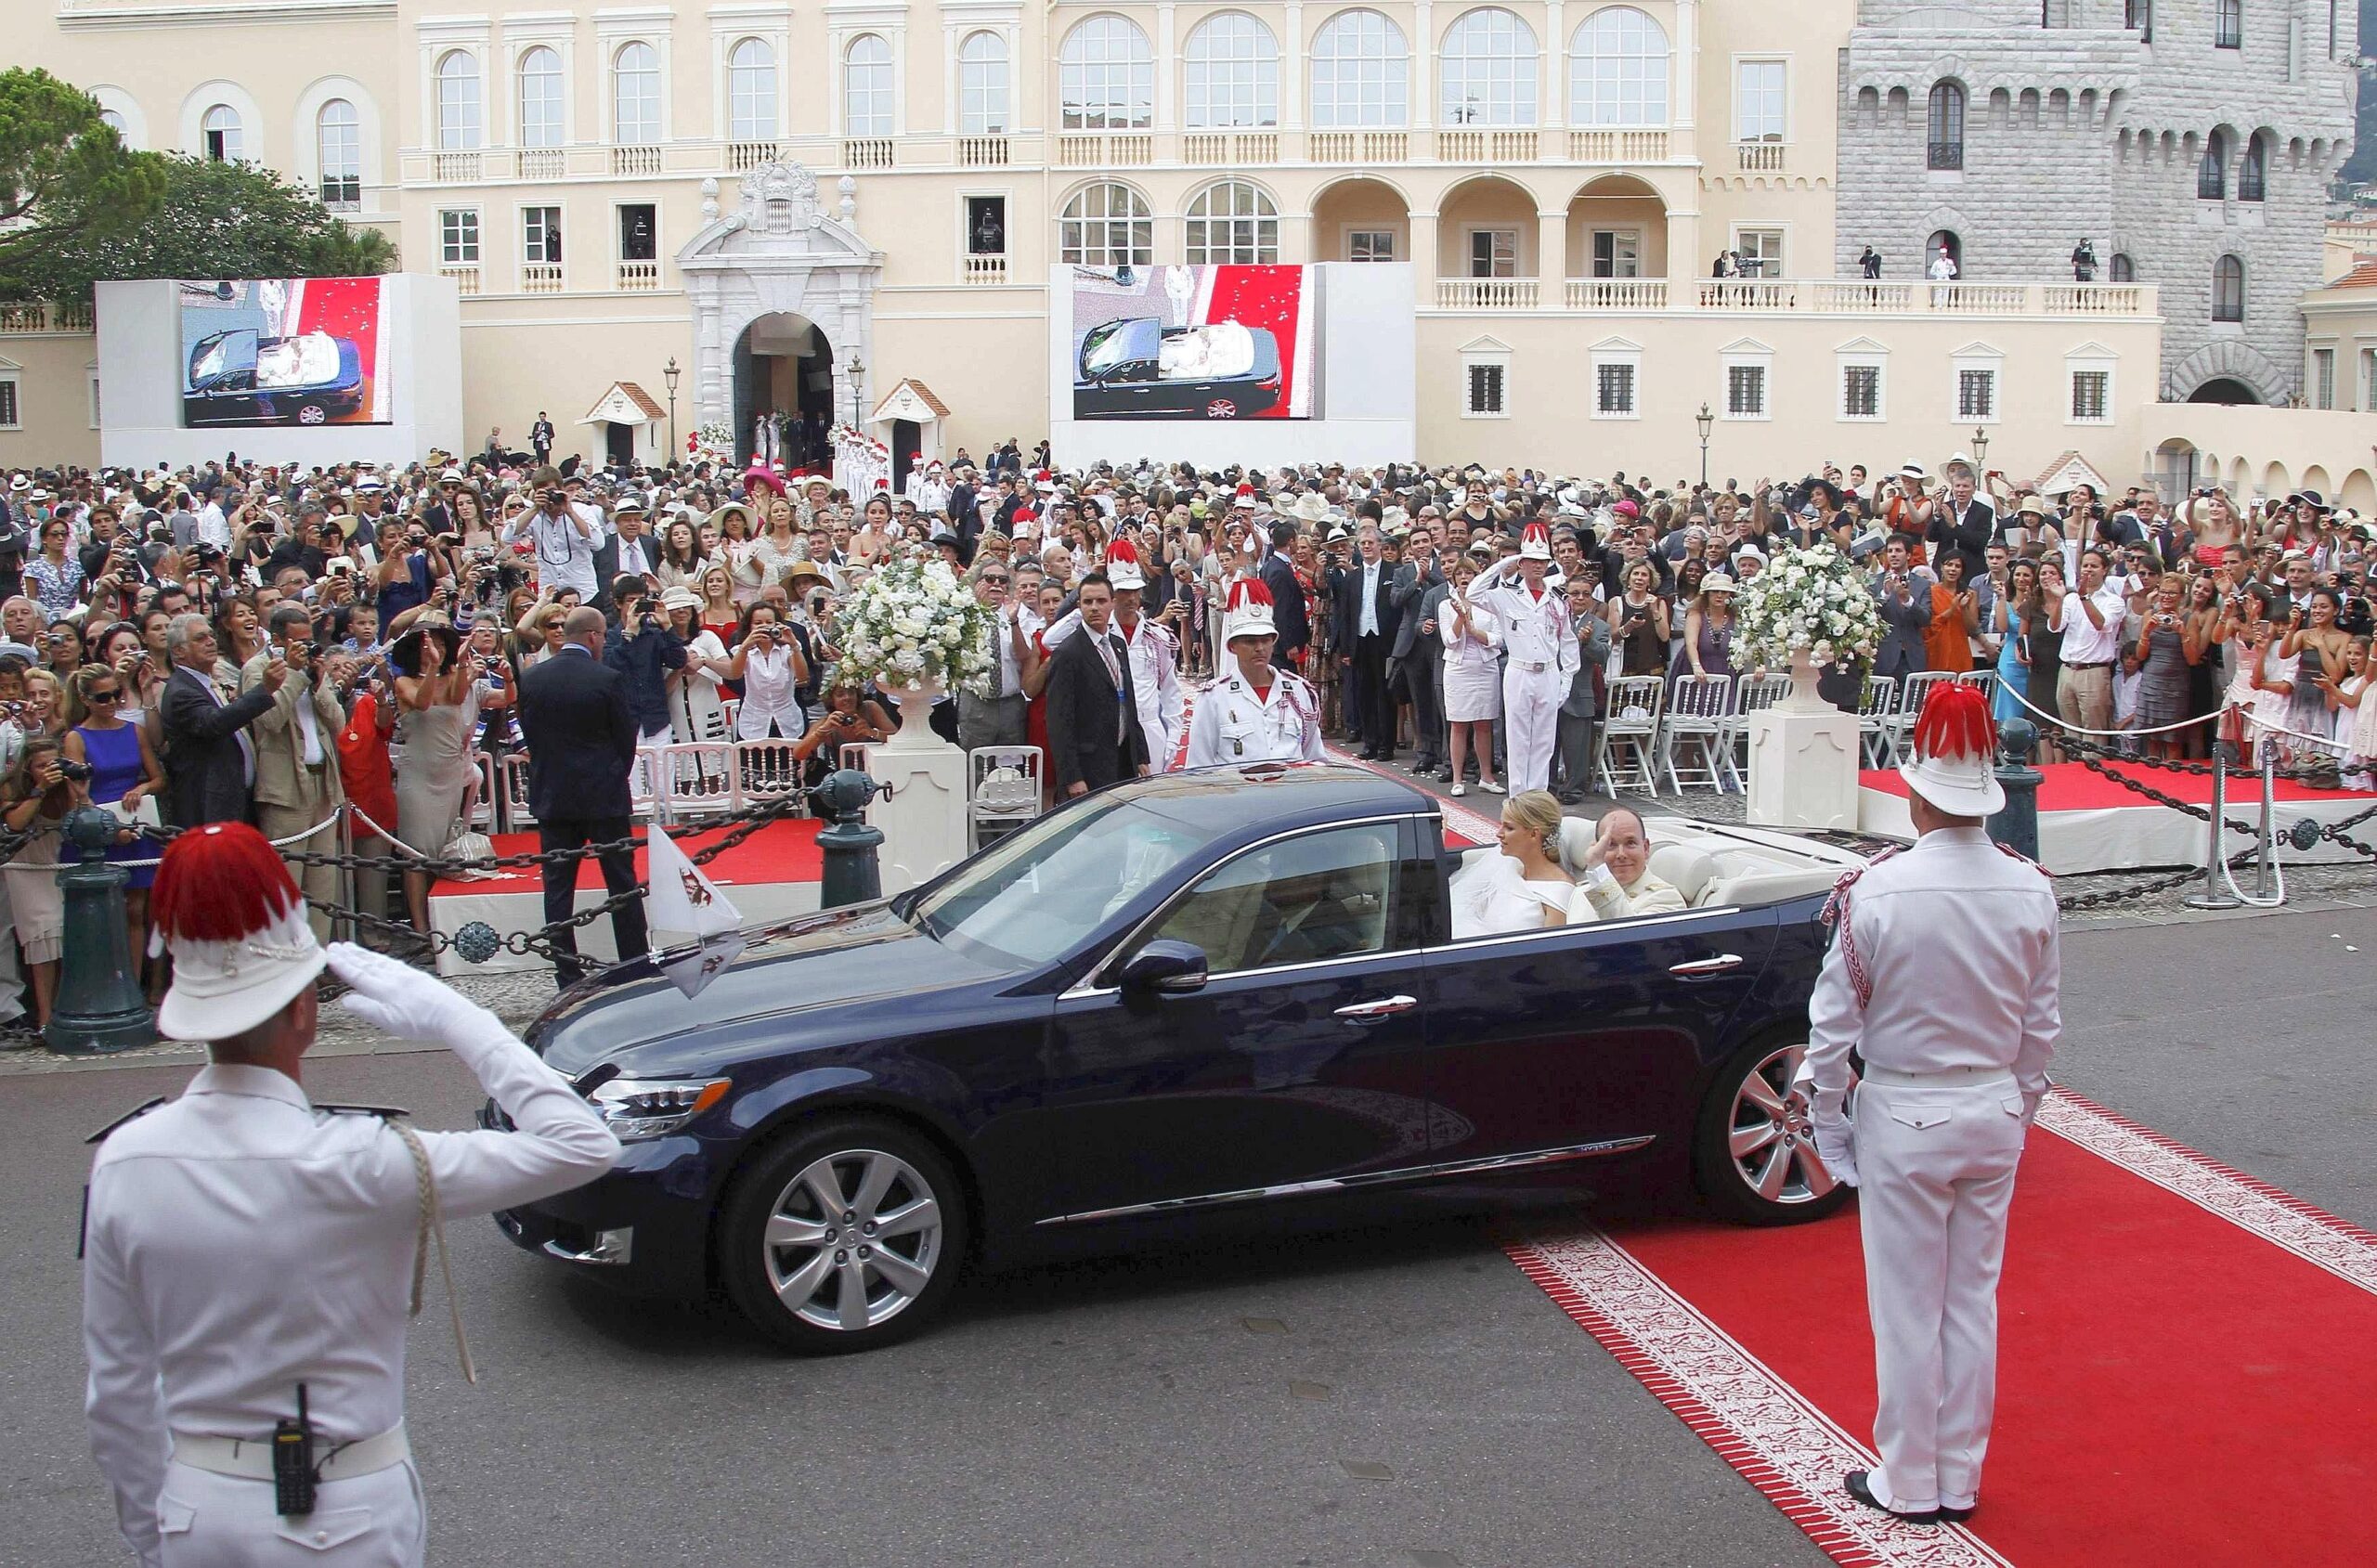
1335, 994, 1418, 1022
1669, 954, 1745, 979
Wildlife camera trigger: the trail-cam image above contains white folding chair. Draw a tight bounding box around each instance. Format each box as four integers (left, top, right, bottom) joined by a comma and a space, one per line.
735, 738, 807, 808
1726, 671, 1791, 780
720, 697, 741, 735
498, 751, 537, 829
628, 747, 664, 822
1660, 675, 1736, 793
968, 745, 1044, 851
1595, 676, 1666, 796
465, 750, 497, 832
1889, 671, 1955, 761
1956, 668, 1999, 710
661, 741, 740, 819
1857, 675, 1899, 767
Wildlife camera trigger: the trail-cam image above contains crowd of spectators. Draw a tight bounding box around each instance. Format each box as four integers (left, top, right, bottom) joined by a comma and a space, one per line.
1, 437, 2371, 1029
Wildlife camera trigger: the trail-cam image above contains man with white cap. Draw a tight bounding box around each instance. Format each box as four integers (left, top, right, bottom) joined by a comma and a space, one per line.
1042, 538, 1185, 770
1805, 681, 2060, 1529
1465, 521, 1577, 794
82, 823, 620, 1566
1184, 578, 1323, 769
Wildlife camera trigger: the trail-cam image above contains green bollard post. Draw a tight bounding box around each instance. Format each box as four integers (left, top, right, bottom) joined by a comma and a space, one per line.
46, 805, 158, 1056
1986, 716, 2044, 862
811, 769, 884, 910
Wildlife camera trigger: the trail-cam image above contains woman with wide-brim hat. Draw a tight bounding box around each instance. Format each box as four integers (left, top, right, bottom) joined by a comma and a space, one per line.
388, 609, 480, 934
663, 585, 733, 745
1670, 570, 1739, 691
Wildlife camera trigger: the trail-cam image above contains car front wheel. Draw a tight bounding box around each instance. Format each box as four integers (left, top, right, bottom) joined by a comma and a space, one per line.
719, 1116, 968, 1353
1203, 397, 1241, 419
1693, 1037, 1853, 1226
295, 401, 329, 425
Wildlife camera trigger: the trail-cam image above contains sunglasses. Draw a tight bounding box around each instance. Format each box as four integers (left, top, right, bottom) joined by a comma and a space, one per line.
980, 574, 1010, 584
87, 688, 122, 703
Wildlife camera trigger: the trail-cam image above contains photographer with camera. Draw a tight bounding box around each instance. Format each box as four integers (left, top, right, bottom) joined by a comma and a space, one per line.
502, 466, 603, 602
603, 580, 688, 772
2, 731, 87, 1027
240, 603, 348, 940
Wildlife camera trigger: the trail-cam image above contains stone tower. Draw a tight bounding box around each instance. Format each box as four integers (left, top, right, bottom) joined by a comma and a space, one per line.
1836, 0, 2358, 405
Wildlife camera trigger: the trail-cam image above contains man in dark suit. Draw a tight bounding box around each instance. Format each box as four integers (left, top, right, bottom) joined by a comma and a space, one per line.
1045, 572, 1150, 798
590, 496, 657, 617
1388, 531, 1444, 771
1333, 523, 1402, 759
1870, 538, 1935, 681
515, 607, 650, 987
1928, 461, 1994, 585
1259, 520, 1310, 666
160, 613, 284, 827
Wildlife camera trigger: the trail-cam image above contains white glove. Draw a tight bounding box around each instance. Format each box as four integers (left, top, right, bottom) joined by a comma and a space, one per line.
1811, 1086, 1859, 1188
328, 941, 507, 1051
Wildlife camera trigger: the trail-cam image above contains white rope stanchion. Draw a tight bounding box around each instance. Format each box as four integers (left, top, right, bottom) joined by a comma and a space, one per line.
0, 804, 349, 873
1992, 680, 2214, 741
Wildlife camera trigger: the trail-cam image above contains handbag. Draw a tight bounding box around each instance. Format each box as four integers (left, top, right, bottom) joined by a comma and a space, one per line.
438, 826, 500, 881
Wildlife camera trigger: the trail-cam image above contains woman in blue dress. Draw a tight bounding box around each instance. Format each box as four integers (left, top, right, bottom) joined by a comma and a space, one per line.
1990, 557, 2039, 726
61, 663, 168, 997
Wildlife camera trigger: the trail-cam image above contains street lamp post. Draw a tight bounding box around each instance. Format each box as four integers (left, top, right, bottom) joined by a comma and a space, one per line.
1970, 425, 1990, 473
845, 352, 865, 430
1695, 402, 1714, 488
663, 356, 681, 461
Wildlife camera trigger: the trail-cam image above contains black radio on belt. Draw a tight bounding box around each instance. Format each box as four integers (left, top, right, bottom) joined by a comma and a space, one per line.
273, 1382, 317, 1517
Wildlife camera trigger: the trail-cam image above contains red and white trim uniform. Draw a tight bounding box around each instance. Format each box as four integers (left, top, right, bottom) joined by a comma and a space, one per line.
1468, 538, 1577, 795
1184, 667, 1323, 768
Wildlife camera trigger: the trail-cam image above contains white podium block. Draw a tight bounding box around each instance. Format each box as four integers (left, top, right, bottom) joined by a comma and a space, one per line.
1746, 654, 1862, 832
864, 677, 969, 895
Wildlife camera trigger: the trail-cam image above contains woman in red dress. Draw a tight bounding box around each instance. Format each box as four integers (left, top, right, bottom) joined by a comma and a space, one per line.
1021, 580, 1066, 806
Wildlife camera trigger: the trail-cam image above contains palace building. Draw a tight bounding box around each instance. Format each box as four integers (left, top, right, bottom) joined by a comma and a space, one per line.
1, 0, 2361, 493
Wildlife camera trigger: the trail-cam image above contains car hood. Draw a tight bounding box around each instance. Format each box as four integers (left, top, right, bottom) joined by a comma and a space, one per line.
528, 902, 1016, 1077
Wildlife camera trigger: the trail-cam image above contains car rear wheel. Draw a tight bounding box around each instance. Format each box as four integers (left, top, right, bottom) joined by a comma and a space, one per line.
1203, 397, 1241, 419
1693, 1038, 1852, 1225
295, 402, 329, 425
719, 1116, 968, 1354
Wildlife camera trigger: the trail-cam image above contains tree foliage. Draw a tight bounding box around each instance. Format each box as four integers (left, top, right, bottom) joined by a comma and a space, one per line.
0, 67, 166, 295
6, 149, 397, 303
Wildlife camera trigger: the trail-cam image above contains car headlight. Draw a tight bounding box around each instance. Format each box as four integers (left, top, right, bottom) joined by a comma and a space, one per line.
588, 1077, 731, 1141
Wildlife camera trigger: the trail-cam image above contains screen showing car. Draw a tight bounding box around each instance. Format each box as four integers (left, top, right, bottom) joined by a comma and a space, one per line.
1069, 265, 1317, 421
176, 276, 390, 428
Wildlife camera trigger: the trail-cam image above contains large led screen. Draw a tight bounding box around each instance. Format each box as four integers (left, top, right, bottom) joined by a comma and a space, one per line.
1069, 265, 1318, 421
177, 276, 391, 429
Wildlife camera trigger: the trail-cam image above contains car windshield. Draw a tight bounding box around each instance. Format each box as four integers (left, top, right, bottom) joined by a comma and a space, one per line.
191, 337, 234, 383
1080, 318, 1156, 377
908, 790, 1226, 966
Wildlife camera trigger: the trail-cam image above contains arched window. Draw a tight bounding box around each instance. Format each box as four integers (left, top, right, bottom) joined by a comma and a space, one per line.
1569, 7, 1669, 126
844, 34, 893, 136
201, 104, 244, 162
958, 32, 1010, 134
1441, 8, 1539, 126
1185, 14, 1280, 128
614, 43, 661, 144
2215, 0, 2242, 48
2212, 254, 2244, 321
435, 51, 481, 150
98, 108, 127, 136
1059, 17, 1154, 130
1926, 81, 1965, 168
1186, 180, 1280, 264
2198, 129, 2228, 199
728, 39, 777, 140
2110, 252, 2136, 281
518, 46, 564, 149
2239, 131, 2267, 201
1310, 10, 1408, 129
317, 99, 360, 207
1059, 182, 1152, 266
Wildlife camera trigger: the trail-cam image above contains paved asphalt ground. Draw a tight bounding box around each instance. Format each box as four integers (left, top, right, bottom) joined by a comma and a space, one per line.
5, 905, 2372, 1568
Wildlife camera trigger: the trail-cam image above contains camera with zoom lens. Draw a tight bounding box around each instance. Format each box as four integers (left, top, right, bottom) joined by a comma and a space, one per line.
55, 758, 92, 782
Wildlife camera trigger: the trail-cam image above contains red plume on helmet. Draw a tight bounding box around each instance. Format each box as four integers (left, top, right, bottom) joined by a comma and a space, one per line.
1519, 520, 1553, 560
1228, 577, 1273, 612
151, 823, 303, 946
1107, 538, 1139, 570
1911, 680, 1996, 764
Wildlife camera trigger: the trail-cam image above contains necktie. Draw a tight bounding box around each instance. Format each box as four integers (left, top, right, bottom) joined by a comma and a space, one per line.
1096, 634, 1124, 744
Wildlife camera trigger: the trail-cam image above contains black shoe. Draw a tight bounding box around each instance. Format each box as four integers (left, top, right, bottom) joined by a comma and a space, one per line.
1555, 789, 1586, 805
1844, 1471, 1938, 1525
1938, 1503, 1976, 1524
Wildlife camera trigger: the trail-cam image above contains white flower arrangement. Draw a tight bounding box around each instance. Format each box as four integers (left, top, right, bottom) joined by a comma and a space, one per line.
1733, 541, 1885, 673
689, 418, 735, 465
835, 545, 997, 693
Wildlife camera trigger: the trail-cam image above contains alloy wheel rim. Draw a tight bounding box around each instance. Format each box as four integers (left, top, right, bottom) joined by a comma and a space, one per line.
1205, 400, 1235, 419
1727, 1043, 1838, 1206
761, 1148, 942, 1331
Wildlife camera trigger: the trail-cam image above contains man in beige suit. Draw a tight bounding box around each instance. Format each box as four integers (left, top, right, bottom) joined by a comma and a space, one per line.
242, 603, 348, 940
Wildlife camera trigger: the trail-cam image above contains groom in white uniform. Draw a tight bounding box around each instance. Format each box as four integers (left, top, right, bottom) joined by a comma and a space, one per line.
1466, 522, 1576, 794
1806, 680, 2060, 1528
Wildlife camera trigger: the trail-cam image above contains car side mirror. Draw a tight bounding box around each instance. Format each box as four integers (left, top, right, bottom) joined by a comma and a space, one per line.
1115, 939, 1208, 995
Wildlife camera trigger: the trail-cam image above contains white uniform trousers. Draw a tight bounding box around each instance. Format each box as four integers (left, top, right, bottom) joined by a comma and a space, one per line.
1856, 1070, 2029, 1514
154, 1458, 424, 1567
1500, 663, 1564, 794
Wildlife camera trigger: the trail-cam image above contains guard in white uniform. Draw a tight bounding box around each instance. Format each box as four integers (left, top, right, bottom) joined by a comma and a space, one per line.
1468, 524, 1577, 794
1184, 578, 1323, 769
82, 823, 622, 1566
1806, 682, 2060, 1528
1042, 539, 1185, 771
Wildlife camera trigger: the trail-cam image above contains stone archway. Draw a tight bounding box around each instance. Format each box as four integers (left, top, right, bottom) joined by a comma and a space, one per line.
678, 162, 883, 465
2163, 338, 2286, 405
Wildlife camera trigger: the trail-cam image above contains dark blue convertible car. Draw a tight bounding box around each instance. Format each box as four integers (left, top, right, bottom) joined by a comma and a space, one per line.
183, 328, 366, 427
497, 765, 1863, 1353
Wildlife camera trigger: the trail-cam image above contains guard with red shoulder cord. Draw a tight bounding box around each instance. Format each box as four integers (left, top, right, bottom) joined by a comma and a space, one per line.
1805, 681, 2061, 1530
80, 823, 621, 1566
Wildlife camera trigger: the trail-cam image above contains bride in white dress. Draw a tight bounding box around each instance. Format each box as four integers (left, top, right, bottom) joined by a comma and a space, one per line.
1449, 790, 1575, 937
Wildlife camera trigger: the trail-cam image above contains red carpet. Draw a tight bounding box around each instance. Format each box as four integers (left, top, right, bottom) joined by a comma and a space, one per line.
1508, 1090, 2377, 1567
427, 819, 823, 898
1860, 761, 2374, 811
